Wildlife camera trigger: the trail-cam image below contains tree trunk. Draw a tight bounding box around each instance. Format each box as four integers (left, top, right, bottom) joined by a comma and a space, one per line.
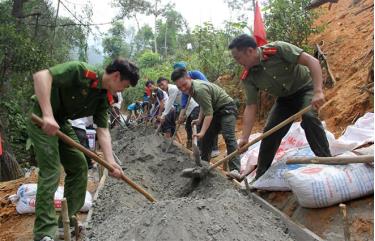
154, 16, 158, 53
164, 21, 168, 56
0, 122, 24, 181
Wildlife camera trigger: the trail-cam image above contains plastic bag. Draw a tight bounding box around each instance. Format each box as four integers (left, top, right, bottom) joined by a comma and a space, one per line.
10, 184, 92, 214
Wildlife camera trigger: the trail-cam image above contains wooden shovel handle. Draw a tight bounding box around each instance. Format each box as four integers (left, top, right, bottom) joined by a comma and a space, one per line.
287, 155, 374, 165
209, 105, 313, 171
192, 123, 198, 146
31, 114, 156, 203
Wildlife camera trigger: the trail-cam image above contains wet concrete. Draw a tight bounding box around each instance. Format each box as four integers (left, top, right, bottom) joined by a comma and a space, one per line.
86, 127, 295, 241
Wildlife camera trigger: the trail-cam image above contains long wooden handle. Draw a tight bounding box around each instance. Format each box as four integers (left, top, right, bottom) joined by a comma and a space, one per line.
192, 123, 198, 146
209, 105, 313, 171
167, 96, 192, 145
31, 114, 156, 203
287, 155, 374, 165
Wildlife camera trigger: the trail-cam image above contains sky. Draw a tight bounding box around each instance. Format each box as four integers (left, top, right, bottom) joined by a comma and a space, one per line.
53, 0, 254, 61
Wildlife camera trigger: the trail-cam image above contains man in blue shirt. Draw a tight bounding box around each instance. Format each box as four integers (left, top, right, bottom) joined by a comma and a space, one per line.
173, 62, 219, 157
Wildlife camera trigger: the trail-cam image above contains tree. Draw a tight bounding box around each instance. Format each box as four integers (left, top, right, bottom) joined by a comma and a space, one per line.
156, 7, 184, 56
133, 25, 154, 55
114, 0, 151, 31
102, 21, 131, 59
264, 0, 318, 47
0, 0, 90, 171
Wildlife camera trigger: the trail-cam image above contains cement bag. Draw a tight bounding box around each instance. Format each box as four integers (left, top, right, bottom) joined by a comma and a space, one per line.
250, 146, 314, 191
10, 184, 92, 214
240, 123, 310, 173
329, 112, 374, 155
285, 163, 374, 208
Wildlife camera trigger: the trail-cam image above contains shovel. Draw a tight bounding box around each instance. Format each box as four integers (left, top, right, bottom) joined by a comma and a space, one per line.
154, 122, 162, 135
181, 105, 312, 179
192, 123, 202, 166
165, 96, 192, 152
31, 113, 157, 203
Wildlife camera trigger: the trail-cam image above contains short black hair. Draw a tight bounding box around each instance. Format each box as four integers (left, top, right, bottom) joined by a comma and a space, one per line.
106, 58, 139, 87
145, 80, 154, 87
228, 34, 257, 51
157, 77, 169, 84
171, 68, 188, 82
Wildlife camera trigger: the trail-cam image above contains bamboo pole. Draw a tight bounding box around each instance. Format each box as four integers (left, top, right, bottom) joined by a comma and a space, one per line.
287, 155, 373, 165
61, 198, 71, 241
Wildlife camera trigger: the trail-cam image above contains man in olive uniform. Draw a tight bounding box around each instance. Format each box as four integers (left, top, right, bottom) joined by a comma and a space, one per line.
171, 68, 240, 171
27, 58, 139, 241
228, 34, 331, 180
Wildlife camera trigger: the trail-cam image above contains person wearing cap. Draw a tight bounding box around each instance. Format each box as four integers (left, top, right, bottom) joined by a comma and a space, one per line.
173, 62, 220, 157
27, 58, 139, 241
171, 68, 241, 171
228, 34, 331, 181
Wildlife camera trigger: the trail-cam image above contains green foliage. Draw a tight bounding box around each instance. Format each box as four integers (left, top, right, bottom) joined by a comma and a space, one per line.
0, 0, 91, 164
123, 61, 173, 107
0, 74, 34, 163
102, 21, 131, 59
264, 0, 319, 48
187, 22, 244, 81
137, 50, 162, 68
133, 25, 154, 54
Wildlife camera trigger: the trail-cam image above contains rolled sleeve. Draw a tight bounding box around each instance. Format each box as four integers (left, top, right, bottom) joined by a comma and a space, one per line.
93, 99, 109, 128
48, 61, 84, 88
242, 81, 259, 105
276, 41, 304, 64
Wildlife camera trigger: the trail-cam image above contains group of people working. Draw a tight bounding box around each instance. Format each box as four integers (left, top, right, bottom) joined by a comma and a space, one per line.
27, 34, 331, 241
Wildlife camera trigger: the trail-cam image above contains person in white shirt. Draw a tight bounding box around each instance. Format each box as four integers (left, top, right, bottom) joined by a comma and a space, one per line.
110, 92, 123, 128
156, 77, 180, 138
70, 117, 94, 168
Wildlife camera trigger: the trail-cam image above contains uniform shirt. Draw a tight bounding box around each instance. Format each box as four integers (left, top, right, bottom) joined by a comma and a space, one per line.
35, 61, 110, 128
191, 79, 233, 116
181, 70, 207, 108
242, 41, 312, 105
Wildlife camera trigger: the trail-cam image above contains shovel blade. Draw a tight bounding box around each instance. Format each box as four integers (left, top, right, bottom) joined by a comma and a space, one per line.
181, 167, 208, 178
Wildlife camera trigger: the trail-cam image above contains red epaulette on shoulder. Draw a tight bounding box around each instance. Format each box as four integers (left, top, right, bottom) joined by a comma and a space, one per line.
262, 47, 278, 60
263, 47, 277, 55
84, 70, 99, 88
107, 91, 114, 105
240, 68, 249, 81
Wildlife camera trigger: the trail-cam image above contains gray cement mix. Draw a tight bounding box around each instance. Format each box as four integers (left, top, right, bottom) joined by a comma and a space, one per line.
85, 127, 296, 241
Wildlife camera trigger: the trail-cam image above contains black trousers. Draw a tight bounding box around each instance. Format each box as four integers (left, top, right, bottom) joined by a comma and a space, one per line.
186, 106, 219, 151
256, 83, 332, 179
161, 108, 177, 135
72, 127, 93, 168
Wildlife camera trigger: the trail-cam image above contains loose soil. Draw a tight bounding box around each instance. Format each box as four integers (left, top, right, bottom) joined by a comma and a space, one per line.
86, 127, 295, 241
